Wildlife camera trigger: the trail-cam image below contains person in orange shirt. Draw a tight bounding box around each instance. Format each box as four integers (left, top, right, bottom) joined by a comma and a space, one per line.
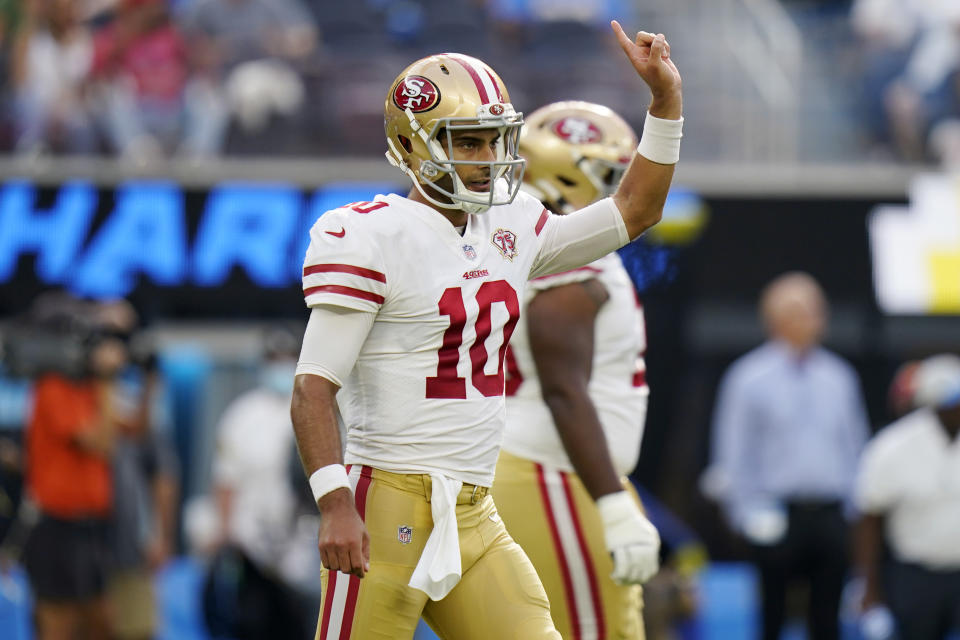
24, 326, 128, 640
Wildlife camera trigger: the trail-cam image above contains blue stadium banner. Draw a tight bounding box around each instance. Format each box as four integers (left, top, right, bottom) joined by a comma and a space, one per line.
0, 180, 402, 317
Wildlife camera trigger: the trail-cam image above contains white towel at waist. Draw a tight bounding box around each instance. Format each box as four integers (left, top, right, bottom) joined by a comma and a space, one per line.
408, 473, 463, 600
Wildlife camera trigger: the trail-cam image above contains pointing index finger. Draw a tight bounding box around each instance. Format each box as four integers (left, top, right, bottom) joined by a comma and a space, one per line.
610, 20, 632, 50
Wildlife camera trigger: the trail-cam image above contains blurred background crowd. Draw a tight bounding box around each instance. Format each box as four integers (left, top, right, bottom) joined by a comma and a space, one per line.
0, 0, 958, 164
0, 0, 959, 639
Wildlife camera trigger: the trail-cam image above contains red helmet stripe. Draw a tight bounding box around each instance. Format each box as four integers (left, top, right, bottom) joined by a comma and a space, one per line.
485, 69, 504, 102
446, 54, 491, 104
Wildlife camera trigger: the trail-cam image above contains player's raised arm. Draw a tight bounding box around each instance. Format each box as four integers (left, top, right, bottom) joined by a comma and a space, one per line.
609, 20, 683, 240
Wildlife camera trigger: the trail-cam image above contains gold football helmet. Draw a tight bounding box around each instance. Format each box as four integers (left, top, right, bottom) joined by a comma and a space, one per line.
520, 101, 637, 214
384, 53, 525, 214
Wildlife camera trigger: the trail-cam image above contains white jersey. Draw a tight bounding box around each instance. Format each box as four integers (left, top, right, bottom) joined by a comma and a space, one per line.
502, 252, 649, 475
300, 188, 628, 487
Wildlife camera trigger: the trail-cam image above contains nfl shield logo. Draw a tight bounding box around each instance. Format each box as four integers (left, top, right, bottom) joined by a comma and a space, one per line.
462, 244, 477, 260
398, 525, 413, 544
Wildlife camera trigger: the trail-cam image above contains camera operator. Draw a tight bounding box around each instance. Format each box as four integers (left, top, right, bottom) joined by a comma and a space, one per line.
22, 299, 129, 640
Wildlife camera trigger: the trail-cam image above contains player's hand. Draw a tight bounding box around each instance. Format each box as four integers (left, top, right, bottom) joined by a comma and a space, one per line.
317, 488, 370, 579
611, 21, 682, 120
597, 490, 661, 584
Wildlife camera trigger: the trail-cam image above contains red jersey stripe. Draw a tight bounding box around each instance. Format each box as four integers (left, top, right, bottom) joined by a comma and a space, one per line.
560, 472, 606, 640
532, 266, 603, 282
534, 208, 549, 236
304, 263, 386, 283
633, 369, 647, 388
535, 463, 582, 637
304, 285, 385, 305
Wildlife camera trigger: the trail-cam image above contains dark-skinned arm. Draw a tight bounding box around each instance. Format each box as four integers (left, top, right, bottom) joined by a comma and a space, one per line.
855, 512, 886, 610
291, 373, 369, 578
527, 279, 620, 499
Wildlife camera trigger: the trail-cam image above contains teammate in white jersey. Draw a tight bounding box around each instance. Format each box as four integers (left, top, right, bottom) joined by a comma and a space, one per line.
494, 101, 659, 640
291, 22, 683, 639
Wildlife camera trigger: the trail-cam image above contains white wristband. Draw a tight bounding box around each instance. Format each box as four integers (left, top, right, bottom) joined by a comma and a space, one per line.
637, 111, 683, 165
309, 463, 351, 505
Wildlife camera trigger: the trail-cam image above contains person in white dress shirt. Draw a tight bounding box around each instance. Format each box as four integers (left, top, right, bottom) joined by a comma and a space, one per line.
855, 353, 960, 640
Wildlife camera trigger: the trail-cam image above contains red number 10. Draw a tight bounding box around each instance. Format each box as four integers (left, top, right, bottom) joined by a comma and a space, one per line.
426, 281, 520, 399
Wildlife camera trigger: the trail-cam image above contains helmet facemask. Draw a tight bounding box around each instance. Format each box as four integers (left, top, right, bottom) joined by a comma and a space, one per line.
578, 154, 629, 199
387, 104, 526, 214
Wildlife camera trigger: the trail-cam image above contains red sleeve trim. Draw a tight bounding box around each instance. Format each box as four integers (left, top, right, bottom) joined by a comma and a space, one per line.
532, 265, 602, 281
303, 263, 386, 283
304, 285, 385, 304
534, 208, 549, 236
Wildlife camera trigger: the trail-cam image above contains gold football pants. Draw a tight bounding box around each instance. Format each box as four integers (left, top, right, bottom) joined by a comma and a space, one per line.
492, 451, 645, 640
315, 465, 561, 639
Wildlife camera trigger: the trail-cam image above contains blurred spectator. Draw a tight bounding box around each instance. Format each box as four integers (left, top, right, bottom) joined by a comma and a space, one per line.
851, 0, 960, 164
197, 325, 308, 640
22, 297, 130, 640
887, 358, 921, 420
90, 0, 225, 159
0, 362, 28, 563
9, 0, 96, 154
179, 0, 317, 152
0, 0, 23, 146
103, 301, 179, 640
854, 354, 960, 640
707, 272, 870, 640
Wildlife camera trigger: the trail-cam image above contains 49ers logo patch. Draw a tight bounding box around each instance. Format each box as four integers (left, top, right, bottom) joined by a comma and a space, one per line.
393, 75, 440, 113
551, 117, 602, 144
491, 228, 518, 261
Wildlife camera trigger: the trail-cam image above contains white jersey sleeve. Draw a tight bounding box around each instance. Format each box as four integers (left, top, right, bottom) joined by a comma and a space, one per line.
530, 197, 629, 279
302, 206, 388, 313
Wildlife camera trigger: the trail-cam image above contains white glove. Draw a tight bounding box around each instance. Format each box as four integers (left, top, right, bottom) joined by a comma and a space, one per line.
597, 490, 661, 585
859, 605, 896, 640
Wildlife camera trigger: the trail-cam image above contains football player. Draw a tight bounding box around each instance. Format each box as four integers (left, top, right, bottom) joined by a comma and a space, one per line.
291, 21, 682, 639
493, 101, 659, 640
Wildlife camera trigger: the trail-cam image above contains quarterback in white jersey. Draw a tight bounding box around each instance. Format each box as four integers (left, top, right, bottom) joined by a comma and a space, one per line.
494, 101, 660, 640
300, 186, 628, 487
291, 23, 682, 640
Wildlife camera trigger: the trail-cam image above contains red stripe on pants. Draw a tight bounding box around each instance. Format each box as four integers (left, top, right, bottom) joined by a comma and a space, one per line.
318, 571, 339, 639
337, 466, 373, 639
535, 463, 582, 638
560, 472, 606, 639
318, 465, 374, 640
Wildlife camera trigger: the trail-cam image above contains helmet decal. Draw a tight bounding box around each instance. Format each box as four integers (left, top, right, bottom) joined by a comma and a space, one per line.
393, 75, 441, 113
489, 104, 505, 116
551, 117, 603, 144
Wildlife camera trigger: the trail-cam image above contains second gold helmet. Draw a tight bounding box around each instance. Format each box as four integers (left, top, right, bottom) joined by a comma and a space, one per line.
520, 101, 637, 213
